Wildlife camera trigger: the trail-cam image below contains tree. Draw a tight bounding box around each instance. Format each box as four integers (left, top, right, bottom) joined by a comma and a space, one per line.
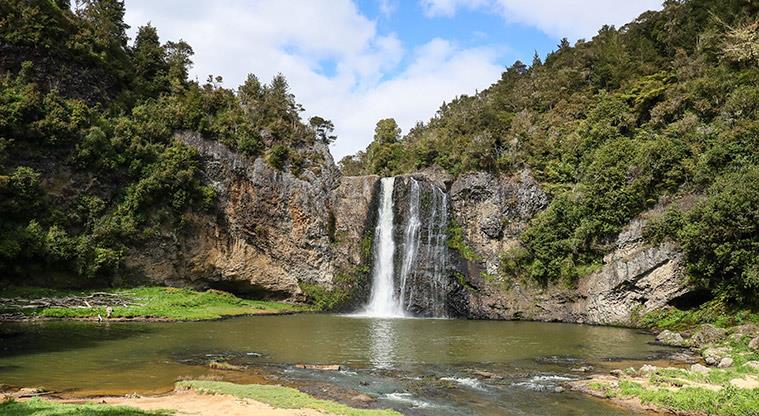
365, 118, 402, 175
238, 73, 263, 113
309, 116, 336, 144
165, 39, 193, 88
338, 152, 366, 176
531, 50, 542, 68
373, 118, 401, 145
132, 24, 169, 97
78, 0, 129, 51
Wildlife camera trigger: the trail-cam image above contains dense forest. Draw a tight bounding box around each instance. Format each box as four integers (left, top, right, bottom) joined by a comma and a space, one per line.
0, 0, 333, 286
340, 0, 758, 306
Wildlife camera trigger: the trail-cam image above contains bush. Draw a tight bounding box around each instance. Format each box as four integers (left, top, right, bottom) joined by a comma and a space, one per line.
678, 168, 759, 305
267, 145, 289, 170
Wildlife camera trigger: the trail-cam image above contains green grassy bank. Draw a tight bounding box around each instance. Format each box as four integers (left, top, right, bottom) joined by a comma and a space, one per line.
0, 398, 169, 416
178, 380, 401, 416
0, 286, 311, 321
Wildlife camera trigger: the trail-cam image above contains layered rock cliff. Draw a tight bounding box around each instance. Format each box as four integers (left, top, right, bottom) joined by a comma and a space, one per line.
124, 133, 344, 300
449, 171, 692, 326
122, 132, 692, 325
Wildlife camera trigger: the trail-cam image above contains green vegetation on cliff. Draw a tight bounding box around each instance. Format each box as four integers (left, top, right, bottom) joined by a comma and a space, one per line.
0, 0, 334, 287
341, 0, 758, 305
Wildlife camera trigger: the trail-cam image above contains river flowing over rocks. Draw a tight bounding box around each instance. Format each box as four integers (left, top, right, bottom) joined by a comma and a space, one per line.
123, 135, 693, 325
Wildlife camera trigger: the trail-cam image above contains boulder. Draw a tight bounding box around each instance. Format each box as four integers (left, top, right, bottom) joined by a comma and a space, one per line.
640, 364, 659, 373
350, 393, 375, 403
731, 324, 759, 338
13, 387, 45, 398
690, 324, 727, 347
717, 357, 734, 369
471, 370, 503, 380
749, 336, 759, 351
743, 361, 759, 370
656, 330, 688, 347
610, 369, 624, 377
702, 347, 729, 366
690, 364, 710, 374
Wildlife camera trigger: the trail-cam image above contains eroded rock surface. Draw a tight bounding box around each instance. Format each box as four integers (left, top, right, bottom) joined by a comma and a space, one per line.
125, 133, 342, 300
450, 171, 692, 326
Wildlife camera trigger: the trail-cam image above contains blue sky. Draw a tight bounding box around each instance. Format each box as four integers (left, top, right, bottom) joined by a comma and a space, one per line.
123, 0, 662, 158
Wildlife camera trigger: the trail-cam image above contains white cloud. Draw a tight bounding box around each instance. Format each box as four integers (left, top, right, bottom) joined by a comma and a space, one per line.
378, 0, 398, 17
420, 0, 488, 17
493, 0, 662, 41
420, 0, 662, 41
124, 0, 504, 158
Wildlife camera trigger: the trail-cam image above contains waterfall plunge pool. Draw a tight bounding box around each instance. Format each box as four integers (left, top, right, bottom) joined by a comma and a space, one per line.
0, 314, 679, 415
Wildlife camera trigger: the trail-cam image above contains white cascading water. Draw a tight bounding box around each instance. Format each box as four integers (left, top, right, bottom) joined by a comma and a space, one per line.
398, 178, 421, 309
363, 177, 406, 318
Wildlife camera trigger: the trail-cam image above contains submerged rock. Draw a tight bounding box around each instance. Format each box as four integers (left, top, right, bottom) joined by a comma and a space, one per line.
295, 364, 343, 371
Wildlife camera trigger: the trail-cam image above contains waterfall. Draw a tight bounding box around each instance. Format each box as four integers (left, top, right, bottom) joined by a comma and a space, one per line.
426, 186, 449, 316
364, 177, 405, 318
398, 178, 421, 309
361, 176, 450, 318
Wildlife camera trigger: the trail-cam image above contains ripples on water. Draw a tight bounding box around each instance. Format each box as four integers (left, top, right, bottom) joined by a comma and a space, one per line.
0, 314, 676, 415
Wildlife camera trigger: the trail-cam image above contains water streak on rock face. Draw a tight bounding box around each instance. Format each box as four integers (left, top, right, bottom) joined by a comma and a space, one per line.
398, 178, 422, 310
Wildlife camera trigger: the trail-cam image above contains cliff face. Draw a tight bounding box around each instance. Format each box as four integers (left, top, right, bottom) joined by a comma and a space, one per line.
124, 133, 344, 300
451, 171, 692, 326
124, 132, 692, 325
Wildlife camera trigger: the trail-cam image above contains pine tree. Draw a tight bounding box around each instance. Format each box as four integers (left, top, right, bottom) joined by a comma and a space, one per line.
78, 0, 129, 51
165, 40, 193, 88
132, 24, 169, 97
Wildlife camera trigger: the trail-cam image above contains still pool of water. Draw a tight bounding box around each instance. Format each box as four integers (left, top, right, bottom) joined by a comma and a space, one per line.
0, 314, 676, 415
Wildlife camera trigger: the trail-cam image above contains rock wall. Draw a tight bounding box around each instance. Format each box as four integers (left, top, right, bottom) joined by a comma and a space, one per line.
449, 169, 549, 276
450, 172, 692, 326
124, 133, 345, 300
124, 131, 692, 325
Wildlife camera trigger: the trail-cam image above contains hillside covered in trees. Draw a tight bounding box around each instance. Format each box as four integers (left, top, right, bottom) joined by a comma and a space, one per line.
341, 0, 758, 306
0, 0, 335, 286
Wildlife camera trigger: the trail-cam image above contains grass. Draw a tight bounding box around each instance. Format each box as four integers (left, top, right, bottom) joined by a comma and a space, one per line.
597, 380, 759, 416
639, 299, 759, 331
1, 286, 312, 320
0, 398, 171, 416
178, 380, 401, 416
586, 330, 759, 416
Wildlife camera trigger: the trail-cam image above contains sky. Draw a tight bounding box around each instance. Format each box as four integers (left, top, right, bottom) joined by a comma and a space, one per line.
122, 0, 663, 159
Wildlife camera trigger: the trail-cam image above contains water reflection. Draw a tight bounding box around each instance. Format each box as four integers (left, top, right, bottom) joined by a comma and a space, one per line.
368, 318, 398, 369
